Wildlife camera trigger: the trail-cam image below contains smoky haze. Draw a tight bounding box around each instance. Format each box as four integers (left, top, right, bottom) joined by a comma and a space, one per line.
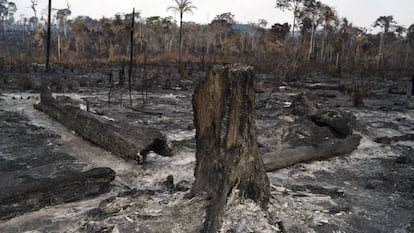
12, 0, 414, 30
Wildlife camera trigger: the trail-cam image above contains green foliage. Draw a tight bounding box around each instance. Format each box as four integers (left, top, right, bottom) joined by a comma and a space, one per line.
147, 16, 161, 23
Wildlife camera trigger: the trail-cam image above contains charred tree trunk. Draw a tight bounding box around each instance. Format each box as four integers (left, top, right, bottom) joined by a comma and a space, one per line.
46, 0, 52, 72
191, 64, 270, 232
178, 12, 183, 64
377, 32, 384, 67
128, 8, 135, 106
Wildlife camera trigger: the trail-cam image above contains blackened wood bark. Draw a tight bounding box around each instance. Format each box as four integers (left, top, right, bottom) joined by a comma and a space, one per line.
0, 167, 115, 221
128, 8, 135, 105
34, 87, 172, 163
412, 73, 414, 95
375, 134, 414, 144
262, 134, 362, 172
192, 65, 270, 232
0, 110, 116, 221
46, 0, 51, 72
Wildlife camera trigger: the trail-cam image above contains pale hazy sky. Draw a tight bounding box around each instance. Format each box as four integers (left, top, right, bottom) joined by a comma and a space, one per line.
12, 0, 414, 31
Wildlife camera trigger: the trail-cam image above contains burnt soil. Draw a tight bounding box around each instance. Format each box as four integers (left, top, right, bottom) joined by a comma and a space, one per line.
0, 67, 413, 232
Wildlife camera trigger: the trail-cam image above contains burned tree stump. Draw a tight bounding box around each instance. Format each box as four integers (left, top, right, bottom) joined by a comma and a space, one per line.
192, 65, 270, 232
34, 87, 172, 163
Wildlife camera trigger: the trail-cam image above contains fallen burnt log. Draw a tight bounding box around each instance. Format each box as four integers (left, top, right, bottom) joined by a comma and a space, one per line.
291, 82, 346, 92
0, 167, 115, 221
375, 134, 414, 144
260, 92, 361, 171
262, 134, 361, 171
0, 110, 116, 221
34, 87, 172, 163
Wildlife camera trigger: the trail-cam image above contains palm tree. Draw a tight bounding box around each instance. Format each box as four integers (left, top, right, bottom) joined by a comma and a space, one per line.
374, 16, 396, 34
167, 0, 196, 64
374, 15, 397, 67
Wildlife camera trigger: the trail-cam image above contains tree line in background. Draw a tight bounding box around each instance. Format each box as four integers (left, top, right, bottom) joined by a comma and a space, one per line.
0, 0, 414, 78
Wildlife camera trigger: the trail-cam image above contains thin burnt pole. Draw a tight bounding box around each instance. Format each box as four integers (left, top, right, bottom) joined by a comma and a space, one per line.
46, 0, 52, 72
128, 8, 135, 105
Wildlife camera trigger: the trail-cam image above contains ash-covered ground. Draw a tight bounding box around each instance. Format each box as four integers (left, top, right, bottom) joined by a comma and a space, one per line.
0, 67, 413, 233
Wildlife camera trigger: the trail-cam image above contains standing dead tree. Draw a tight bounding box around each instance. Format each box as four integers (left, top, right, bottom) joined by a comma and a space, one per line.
191, 64, 270, 232
108, 69, 113, 109
45, 0, 51, 72
128, 8, 135, 106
